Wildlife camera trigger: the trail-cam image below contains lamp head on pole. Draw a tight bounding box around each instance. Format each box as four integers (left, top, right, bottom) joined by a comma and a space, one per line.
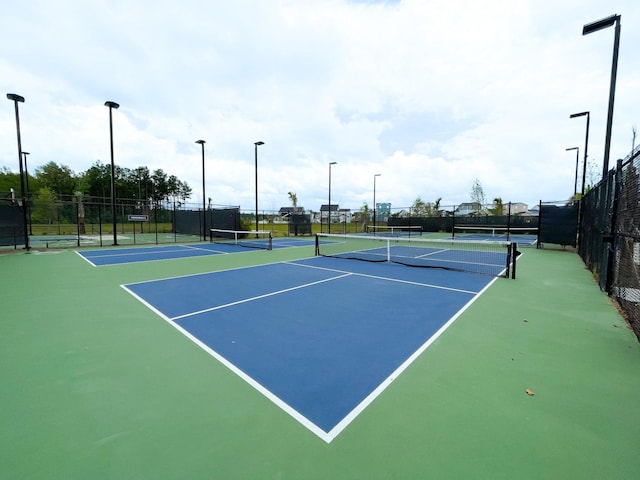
255, 141, 264, 146
7, 93, 25, 103
570, 111, 589, 119
195, 139, 205, 145
104, 101, 120, 109
583, 14, 620, 35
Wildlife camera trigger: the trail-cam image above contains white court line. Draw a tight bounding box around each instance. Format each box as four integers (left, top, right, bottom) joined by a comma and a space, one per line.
285, 260, 479, 295
170, 273, 352, 321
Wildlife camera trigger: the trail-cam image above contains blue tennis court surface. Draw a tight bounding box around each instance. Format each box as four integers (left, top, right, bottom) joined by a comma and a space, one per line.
77, 238, 315, 266
123, 257, 497, 442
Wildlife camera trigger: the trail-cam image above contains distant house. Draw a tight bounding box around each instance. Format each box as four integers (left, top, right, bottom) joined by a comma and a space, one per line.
508, 202, 528, 215
455, 203, 483, 216
338, 208, 352, 223
278, 206, 305, 221
320, 204, 340, 223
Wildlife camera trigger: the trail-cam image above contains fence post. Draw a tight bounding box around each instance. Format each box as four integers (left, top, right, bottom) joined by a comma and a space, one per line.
604, 159, 623, 295
536, 200, 542, 249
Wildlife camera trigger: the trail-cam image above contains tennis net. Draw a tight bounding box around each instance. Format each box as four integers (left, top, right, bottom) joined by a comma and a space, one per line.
210, 228, 273, 250
315, 233, 517, 278
453, 225, 538, 243
365, 225, 423, 237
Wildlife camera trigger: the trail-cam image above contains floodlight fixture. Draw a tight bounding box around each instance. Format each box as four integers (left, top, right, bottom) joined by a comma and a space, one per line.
582, 14, 620, 180
6, 93, 30, 250
570, 111, 591, 196
583, 15, 619, 35
105, 100, 120, 245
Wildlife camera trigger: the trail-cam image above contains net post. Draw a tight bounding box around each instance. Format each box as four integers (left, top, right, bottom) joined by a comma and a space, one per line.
386, 238, 391, 262
451, 205, 456, 238
315, 234, 320, 256
511, 242, 518, 279
507, 202, 512, 241
268, 232, 273, 251
505, 241, 511, 278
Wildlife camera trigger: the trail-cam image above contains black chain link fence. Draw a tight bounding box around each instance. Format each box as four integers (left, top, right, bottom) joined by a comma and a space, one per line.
0, 193, 239, 249
579, 145, 640, 340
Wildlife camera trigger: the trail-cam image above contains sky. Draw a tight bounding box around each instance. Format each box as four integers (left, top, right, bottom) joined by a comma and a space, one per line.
1, 0, 639, 214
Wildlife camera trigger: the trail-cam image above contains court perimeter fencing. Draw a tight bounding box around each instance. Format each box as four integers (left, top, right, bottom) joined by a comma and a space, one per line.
0, 193, 240, 249
579, 145, 640, 341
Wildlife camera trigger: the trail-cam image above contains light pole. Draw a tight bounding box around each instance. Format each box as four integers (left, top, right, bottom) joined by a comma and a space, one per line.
105, 101, 120, 246
566, 147, 579, 196
6, 93, 30, 250
254, 141, 264, 232
328, 161, 337, 233
196, 140, 206, 240
22, 151, 32, 235
570, 111, 591, 196
582, 14, 621, 180
373, 173, 381, 234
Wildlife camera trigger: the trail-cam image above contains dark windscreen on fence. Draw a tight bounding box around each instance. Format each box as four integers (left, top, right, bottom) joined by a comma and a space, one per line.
0, 204, 24, 247
539, 203, 579, 247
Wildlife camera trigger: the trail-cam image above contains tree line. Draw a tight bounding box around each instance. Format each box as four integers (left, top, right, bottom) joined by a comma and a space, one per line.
0, 161, 192, 206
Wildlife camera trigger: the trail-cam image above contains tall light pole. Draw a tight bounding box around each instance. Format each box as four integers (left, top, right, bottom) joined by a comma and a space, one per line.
566, 147, 579, 196
196, 140, 206, 240
254, 141, 264, 232
328, 161, 337, 233
105, 101, 120, 246
22, 151, 32, 235
582, 14, 621, 180
6, 93, 29, 250
570, 111, 590, 196
373, 173, 381, 234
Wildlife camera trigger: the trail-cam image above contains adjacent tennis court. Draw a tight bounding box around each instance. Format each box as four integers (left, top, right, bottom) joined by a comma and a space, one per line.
78, 236, 315, 266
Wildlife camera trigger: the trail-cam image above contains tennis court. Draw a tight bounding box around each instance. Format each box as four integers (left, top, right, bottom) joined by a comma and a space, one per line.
78, 236, 315, 266
123, 256, 497, 442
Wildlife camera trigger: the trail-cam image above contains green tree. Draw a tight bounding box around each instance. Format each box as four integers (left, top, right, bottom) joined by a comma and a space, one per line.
489, 197, 503, 216
151, 169, 169, 204
354, 202, 369, 231
411, 196, 442, 217
288, 191, 298, 209
0, 167, 20, 193
470, 178, 486, 212
31, 187, 58, 225
80, 161, 111, 199
35, 161, 77, 196
411, 197, 426, 216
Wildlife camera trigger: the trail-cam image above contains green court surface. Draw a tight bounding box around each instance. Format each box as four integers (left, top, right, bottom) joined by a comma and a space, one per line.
1, 243, 639, 479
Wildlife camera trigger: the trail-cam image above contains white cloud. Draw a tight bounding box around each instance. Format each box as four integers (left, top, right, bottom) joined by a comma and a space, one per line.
1, 0, 639, 214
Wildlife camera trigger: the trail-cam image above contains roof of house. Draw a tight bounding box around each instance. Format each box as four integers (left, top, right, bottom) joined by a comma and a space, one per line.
320, 204, 339, 212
